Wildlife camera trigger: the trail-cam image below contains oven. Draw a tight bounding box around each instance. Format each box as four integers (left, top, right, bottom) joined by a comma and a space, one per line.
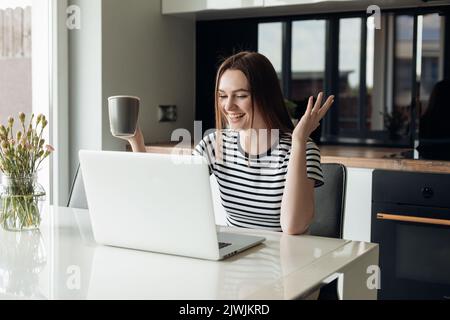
371, 170, 450, 300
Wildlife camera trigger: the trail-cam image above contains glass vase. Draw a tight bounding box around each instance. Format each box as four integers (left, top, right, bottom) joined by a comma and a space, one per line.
0, 174, 46, 231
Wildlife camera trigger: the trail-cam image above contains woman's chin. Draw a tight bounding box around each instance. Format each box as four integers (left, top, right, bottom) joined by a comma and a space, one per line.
228, 124, 246, 131
227, 119, 249, 131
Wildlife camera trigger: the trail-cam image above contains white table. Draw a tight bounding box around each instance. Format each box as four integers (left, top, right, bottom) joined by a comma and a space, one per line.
0, 206, 379, 300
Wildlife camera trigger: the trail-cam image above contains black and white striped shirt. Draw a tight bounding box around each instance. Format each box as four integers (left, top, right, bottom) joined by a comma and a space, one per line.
193, 130, 324, 232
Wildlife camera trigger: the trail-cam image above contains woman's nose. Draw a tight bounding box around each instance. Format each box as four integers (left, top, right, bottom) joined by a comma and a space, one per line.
224, 97, 236, 112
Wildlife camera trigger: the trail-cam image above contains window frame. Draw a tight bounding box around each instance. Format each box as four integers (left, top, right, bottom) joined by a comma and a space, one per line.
256, 5, 450, 147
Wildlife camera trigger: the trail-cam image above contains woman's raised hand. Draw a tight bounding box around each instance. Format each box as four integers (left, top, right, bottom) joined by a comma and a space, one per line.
293, 92, 334, 144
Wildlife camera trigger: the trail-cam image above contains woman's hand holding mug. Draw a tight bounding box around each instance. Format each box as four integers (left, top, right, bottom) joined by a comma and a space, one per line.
108, 95, 146, 152
108, 95, 140, 138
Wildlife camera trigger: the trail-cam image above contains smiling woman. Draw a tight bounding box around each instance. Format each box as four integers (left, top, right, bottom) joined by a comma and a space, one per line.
192, 51, 334, 234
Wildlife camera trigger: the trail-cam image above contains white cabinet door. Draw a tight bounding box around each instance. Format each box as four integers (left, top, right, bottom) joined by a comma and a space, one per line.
162, 0, 264, 14
342, 168, 373, 243
264, 0, 349, 6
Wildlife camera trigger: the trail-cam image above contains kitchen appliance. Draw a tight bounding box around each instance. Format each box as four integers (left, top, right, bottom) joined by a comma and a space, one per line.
371, 169, 450, 300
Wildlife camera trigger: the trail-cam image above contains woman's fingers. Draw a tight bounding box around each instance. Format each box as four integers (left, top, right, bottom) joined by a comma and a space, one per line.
318, 96, 335, 120
312, 92, 323, 114
304, 96, 314, 117
300, 94, 334, 135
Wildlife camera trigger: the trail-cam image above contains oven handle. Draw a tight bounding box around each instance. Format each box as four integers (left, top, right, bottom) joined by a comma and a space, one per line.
377, 213, 450, 226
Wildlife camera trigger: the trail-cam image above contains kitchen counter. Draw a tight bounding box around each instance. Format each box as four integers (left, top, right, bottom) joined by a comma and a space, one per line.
139, 142, 450, 174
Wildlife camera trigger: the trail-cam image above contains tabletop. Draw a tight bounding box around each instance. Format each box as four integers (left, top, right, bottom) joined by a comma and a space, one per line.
0, 206, 379, 300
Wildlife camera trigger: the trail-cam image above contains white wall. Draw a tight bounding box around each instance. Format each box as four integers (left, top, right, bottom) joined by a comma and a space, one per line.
68, 0, 196, 183
68, 0, 103, 185
101, 0, 196, 151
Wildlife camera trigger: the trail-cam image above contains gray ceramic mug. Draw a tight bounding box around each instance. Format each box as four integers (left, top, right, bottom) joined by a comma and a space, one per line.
108, 95, 140, 138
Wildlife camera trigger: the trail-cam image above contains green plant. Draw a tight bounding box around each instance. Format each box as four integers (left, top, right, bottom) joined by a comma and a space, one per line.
0, 113, 54, 230
285, 99, 298, 119
381, 109, 409, 139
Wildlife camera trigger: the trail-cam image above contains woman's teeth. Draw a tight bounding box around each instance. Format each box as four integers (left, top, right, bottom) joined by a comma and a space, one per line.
228, 113, 245, 120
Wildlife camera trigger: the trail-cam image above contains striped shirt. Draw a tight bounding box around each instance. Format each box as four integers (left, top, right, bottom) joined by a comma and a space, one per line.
193, 130, 324, 232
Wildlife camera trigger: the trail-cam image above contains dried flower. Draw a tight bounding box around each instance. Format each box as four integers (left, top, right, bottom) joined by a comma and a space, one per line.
19, 112, 26, 124
0, 112, 54, 178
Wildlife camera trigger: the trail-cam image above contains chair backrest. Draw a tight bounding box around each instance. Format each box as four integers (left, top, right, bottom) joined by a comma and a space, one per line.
309, 163, 347, 239
67, 163, 88, 209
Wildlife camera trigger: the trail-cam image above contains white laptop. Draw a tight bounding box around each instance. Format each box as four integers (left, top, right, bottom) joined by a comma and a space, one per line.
79, 150, 265, 260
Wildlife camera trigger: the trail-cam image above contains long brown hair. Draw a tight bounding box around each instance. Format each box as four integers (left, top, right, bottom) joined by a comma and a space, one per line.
214, 51, 294, 134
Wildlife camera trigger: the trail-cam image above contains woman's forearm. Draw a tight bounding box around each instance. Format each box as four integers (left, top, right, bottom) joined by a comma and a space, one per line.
129, 128, 147, 153
280, 139, 315, 235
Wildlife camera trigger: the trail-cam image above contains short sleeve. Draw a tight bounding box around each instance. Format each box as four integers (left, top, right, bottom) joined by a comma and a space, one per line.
192, 132, 216, 176
306, 139, 324, 188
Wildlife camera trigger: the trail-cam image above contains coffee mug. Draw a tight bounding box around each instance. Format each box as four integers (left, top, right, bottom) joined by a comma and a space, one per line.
108, 95, 140, 138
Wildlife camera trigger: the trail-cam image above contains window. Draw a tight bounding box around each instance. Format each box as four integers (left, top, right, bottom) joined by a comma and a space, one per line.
418, 13, 445, 117
393, 15, 414, 140
365, 13, 382, 133
417, 13, 447, 142
339, 18, 362, 131
291, 20, 326, 106
258, 22, 283, 81
256, 7, 449, 147
0, 0, 58, 205
0, 1, 32, 122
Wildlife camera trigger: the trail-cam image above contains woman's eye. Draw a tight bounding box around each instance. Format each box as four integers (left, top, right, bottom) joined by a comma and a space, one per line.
218, 96, 227, 99
236, 95, 248, 99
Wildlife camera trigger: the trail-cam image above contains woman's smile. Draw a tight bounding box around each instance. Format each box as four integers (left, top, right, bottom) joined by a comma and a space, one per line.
227, 113, 246, 123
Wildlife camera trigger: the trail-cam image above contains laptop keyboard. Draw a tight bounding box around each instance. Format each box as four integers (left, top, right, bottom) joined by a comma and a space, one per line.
218, 242, 232, 249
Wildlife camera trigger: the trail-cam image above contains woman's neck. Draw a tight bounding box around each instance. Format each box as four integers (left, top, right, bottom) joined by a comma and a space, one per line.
239, 128, 279, 156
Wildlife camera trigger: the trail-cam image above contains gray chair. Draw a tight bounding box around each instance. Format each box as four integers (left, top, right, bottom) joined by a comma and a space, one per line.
67, 164, 88, 209
310, 163, 347, 238
310, 163, 347, 299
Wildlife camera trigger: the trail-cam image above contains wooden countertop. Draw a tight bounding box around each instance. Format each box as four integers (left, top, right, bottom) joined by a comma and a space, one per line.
318, 146, 450, 173
140, 142, 450, 174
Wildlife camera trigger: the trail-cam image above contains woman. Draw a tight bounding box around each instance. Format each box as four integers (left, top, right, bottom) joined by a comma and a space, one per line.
125, 51, 334, 235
